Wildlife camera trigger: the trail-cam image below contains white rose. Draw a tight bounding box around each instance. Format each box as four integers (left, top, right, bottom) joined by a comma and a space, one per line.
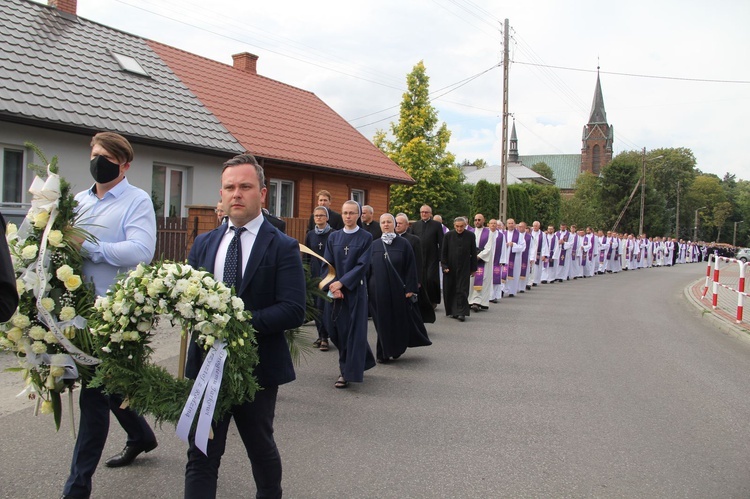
231, 296, 245, 311
47, 230, 64, 247
33, 210, 50, 229
5, 222, 17, 236
49, 365, 65, 377
44, 331, 58, 344
132, 264, 145, 278
206, 294, 221, 310
56, 265, 74, 281
16, 279, 25, 295
110, 332, 123, 343
21, 244, 38, 261
133, 291, 145, 304
136, 321, 151, 332
64, 275, 83, 292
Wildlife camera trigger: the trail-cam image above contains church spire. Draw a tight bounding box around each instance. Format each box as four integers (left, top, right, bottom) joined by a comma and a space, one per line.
588, 67, 607, 124
508, 119, 518, 163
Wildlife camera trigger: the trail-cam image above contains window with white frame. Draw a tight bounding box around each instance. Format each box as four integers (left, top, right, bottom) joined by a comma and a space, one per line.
350, 189, 365, 206
1, 147, 25, 204
152, 164, 188, 218
268, 179, 294, 218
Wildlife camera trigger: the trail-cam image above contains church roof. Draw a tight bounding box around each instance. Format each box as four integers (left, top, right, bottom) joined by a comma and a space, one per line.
519, 154, 582, 190
463, 162, 553, 186
588, 71, 608, 125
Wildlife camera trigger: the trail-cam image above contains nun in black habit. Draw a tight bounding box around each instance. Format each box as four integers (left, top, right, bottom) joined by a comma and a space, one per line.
369, 214, 431, 363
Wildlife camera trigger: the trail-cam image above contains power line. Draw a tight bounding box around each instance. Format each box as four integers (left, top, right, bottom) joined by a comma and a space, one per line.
352, 64, 500, 129
514, 61, 750, 84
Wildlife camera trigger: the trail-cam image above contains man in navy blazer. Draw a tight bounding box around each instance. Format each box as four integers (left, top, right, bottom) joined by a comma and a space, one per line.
184, 153, 306, 499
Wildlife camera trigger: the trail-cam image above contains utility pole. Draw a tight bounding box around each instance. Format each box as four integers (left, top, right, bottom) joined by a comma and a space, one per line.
639, 147, 646, 235
675, 180, 680, 238
499, 18, 509, 222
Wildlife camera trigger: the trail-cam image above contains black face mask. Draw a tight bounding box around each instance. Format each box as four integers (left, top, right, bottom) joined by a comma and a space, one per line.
90, 155, 121, 184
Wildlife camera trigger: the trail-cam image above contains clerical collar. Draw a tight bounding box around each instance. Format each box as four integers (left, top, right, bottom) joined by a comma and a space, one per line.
343, 226, 360, 234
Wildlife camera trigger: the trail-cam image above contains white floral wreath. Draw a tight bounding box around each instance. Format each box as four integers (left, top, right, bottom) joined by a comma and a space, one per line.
87, 261, 260, 453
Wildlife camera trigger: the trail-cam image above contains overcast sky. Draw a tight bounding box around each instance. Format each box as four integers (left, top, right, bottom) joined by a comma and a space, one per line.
46, 0, 749, 180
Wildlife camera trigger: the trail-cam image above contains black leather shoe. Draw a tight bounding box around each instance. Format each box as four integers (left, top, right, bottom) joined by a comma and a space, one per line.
105, 440, 158, 467
457, 315, 465, 322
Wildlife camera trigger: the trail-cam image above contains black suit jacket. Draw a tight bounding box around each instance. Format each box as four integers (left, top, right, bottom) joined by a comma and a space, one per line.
186, 218, 306, 387
0, 213, 18, 322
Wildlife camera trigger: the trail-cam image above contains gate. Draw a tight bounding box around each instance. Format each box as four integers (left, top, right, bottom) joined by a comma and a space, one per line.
156, 217, 196, 262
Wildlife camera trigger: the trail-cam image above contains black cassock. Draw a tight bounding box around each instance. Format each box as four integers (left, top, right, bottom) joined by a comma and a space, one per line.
400, 232, 436, 323
369, 237, 431, 361
441, 229, 478, 317
411, 219, 444, 305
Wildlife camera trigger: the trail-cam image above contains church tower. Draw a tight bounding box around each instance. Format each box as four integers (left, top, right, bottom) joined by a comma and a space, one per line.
508, 119, 519, 163
580, 69, 613, 175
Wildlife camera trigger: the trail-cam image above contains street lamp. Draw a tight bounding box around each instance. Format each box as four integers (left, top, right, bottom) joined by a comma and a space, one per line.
694, 206, 707, 241
639, 148, 664, 236
733, 220, 744, 247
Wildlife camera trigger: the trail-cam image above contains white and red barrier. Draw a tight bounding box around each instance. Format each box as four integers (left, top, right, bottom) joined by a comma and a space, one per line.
701, 252, 748, 323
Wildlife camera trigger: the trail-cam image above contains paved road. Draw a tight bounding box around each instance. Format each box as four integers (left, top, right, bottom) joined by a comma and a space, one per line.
1, 263, 749, 498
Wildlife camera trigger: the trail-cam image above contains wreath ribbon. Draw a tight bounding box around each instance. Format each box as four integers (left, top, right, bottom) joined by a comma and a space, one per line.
176, 340, 228, 455
298, 243, 336, 289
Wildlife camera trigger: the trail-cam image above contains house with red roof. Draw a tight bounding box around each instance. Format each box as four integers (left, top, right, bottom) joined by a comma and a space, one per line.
0, 0, 411, 245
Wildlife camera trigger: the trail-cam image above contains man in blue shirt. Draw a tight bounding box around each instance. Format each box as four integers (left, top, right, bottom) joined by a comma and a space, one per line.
61, 132, 158, 499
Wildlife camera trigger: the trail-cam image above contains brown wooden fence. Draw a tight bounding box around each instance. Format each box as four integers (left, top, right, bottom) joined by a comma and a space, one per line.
156, 217, 197, 262
156, 215, 307, 264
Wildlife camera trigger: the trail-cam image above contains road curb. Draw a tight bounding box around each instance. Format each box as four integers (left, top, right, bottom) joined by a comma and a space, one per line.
684, 278, 750, 343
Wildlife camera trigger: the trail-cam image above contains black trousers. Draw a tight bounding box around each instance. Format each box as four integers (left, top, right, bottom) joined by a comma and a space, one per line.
63, 385, 156, 498
184, 385, 281, 499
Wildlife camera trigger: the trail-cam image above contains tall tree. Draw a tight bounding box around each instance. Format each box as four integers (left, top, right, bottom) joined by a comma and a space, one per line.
374, 61, 458, 217
531, 162, 556, 184
471, 180, 499, 220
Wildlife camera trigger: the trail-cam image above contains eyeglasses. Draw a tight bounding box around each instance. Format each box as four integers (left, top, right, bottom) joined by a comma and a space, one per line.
474, 219, 482, 221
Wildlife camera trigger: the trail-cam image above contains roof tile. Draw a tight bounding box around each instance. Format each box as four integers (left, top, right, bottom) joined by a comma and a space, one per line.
0, 0, 243, 154
149, 41, 412, 183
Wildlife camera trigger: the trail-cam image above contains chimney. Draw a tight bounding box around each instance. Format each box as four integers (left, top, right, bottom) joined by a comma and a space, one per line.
232, 52, 259, 75
48, 0, 78, 16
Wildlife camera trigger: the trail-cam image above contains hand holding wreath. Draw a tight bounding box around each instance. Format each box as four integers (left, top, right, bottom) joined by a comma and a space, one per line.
87, 261, 260, 427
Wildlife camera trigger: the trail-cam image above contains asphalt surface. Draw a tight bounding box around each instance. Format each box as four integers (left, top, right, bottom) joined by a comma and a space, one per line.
1, 263, 749, 498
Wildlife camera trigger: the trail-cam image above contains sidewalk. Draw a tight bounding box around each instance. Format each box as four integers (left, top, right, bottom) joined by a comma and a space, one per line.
685, 260, 750, 338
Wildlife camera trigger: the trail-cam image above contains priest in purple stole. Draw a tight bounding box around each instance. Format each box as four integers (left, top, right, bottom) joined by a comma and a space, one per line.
555, 223, 572, 282
469, 214, 495, 310
490, 220, 506, 302
502, 218, 526, 297
518, 222, 533, 292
